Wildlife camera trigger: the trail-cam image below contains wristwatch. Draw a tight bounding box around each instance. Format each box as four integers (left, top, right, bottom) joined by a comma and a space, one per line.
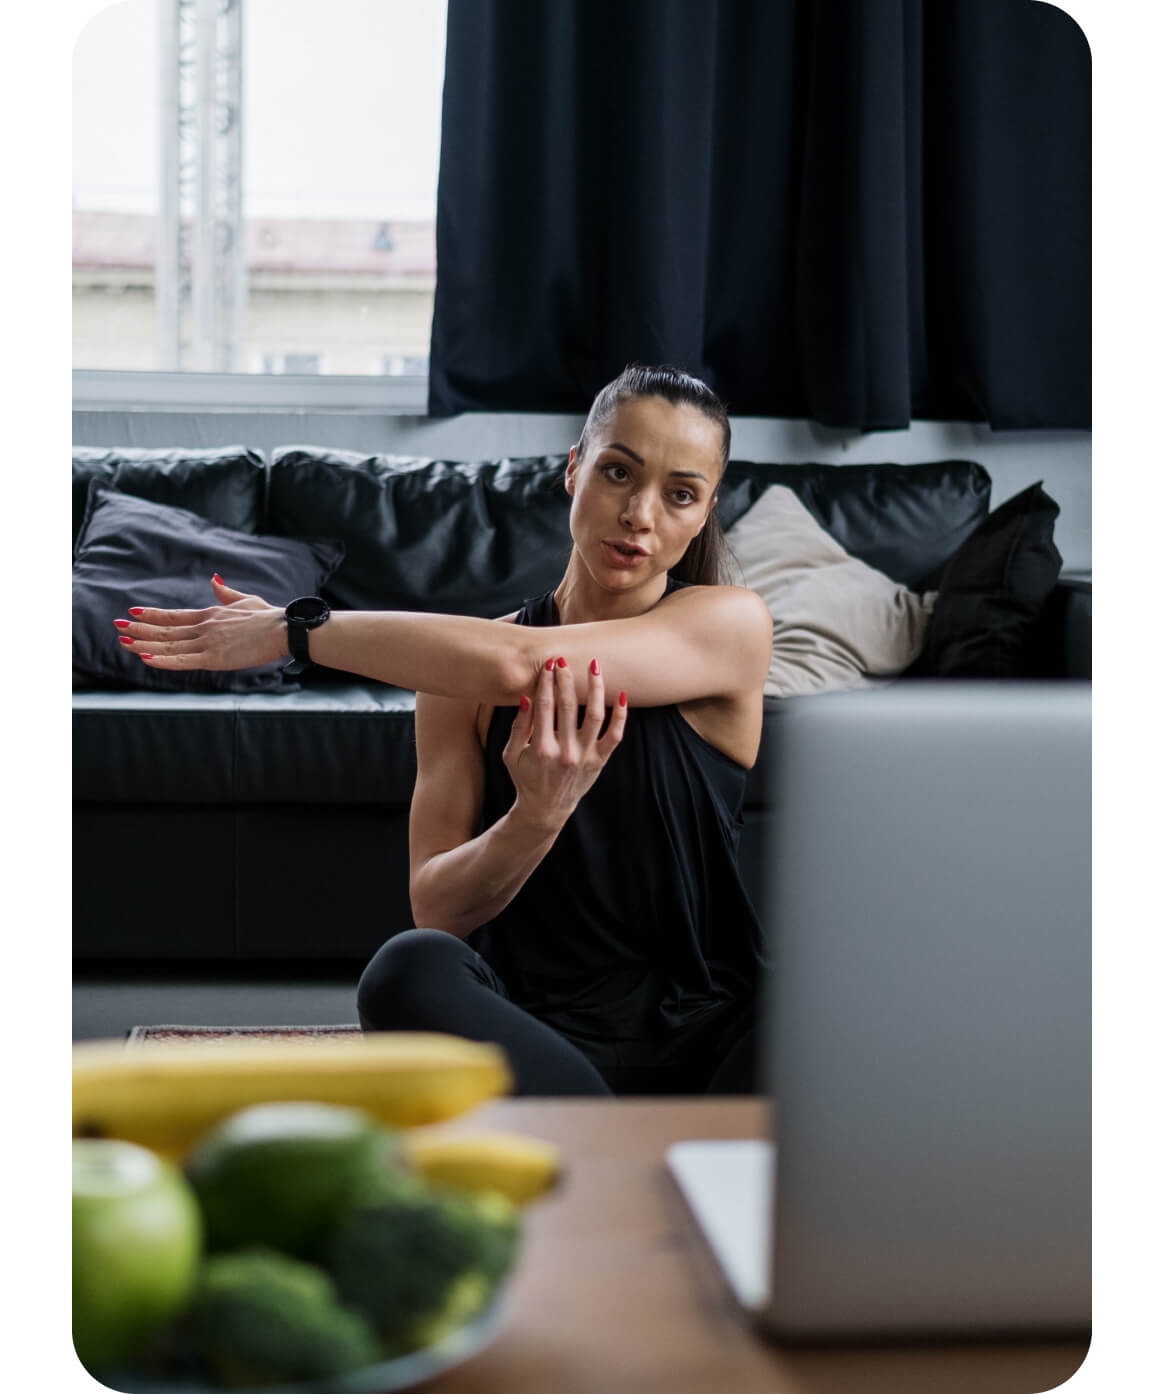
283, 596, 331, 675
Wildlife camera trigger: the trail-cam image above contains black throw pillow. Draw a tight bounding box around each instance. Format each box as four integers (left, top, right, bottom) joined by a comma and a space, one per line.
73, 484, 345, 693
906, 482, 1063, 679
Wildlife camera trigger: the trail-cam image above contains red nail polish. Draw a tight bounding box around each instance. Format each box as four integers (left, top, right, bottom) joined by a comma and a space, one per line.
128, 607, 144, 616
119, 635, 134, 646
519, 695, 530, 712
213, 573, 223, 585
557, 656, 567, 668
590, 658, 600, 676
114, 619, 130, 628
139, 654, 154, 660
545, 659, 555, 671
619, 691, 628, 707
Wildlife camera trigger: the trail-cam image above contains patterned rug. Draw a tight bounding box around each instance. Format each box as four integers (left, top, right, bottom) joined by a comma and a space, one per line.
125, 1024, 362, 1047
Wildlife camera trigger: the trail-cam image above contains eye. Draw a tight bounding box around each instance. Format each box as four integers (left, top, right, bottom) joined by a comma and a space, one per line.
672, 489, 696, 505
601, 463, 630, 482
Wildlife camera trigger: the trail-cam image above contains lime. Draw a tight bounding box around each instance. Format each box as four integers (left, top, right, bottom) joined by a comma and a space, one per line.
183, 1101, 405, 1259
72, 1138, 203, 1374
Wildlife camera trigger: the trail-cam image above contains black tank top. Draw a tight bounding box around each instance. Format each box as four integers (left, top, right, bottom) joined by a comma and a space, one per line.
467, 576, 765, 1068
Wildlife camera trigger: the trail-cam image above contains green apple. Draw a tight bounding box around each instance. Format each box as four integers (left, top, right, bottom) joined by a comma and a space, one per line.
73, 1138, 203, 1374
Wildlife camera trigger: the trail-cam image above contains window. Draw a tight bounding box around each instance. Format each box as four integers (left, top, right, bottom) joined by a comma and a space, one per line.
261, 353, 324, 375
72, 0, 446, 392
377, 354, 430, 377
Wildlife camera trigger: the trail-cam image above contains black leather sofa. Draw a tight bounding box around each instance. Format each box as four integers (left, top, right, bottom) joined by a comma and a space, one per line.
72, 445, 1092, 966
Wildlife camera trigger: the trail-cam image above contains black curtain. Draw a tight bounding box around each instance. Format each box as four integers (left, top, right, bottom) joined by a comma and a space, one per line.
428, 0, 1090, 430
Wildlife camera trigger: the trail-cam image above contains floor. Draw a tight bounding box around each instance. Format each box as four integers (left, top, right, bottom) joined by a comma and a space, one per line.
72, 966, 363, 1041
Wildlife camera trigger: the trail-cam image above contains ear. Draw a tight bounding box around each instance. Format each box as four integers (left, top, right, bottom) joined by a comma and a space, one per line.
565, 445, 578, 496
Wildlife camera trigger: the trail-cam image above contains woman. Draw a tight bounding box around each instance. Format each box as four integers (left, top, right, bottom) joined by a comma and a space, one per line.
116, 365, 774, 1096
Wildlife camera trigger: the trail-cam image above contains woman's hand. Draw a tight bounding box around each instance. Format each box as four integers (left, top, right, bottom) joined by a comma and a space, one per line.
501, 656, 629, 832
113, 575, 289, 672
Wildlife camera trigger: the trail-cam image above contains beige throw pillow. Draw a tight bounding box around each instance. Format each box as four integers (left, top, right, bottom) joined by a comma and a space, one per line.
723, 485, 938, 698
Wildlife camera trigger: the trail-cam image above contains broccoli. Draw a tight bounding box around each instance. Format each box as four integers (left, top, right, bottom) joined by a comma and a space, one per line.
441, 1187, 522, 1286
324, 1180, 521, 1357
182, 1248, 382, 1388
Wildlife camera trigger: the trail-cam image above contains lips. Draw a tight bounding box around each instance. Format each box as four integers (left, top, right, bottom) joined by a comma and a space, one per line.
602, 540, 649, 569
604, 540, 648, 557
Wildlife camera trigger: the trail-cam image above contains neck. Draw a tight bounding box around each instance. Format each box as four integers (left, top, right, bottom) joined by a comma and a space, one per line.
552, 553, 670, 625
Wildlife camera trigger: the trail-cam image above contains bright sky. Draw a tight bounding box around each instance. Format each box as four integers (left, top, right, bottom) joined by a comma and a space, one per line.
72, 0, 448, 219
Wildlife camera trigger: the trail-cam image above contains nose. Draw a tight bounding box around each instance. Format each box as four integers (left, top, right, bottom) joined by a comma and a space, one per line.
619, 489, 659, 531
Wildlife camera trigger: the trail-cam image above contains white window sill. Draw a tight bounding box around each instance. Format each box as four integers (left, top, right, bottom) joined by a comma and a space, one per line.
72, 370, 429, 414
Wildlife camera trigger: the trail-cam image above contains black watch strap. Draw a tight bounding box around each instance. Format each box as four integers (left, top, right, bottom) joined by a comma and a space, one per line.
283, 596, 330, 676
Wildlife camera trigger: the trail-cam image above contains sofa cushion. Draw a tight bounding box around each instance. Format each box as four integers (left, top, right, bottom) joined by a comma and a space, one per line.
73, 691, 240, 804
72, 485, 344, 694
72, 446, 266, 549
906, 482, 1063, 678
72, 685, 420, 807
725, 484, 939, 697
267, 449, 576, 617
714, 459, 992, 589
72, 681, 776, 810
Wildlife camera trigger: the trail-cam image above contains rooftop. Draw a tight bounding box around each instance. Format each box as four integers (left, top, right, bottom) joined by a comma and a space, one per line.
72, 210, 436, 276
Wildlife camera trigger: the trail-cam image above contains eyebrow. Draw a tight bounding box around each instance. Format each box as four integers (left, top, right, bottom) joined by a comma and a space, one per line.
601, 441, 710, 483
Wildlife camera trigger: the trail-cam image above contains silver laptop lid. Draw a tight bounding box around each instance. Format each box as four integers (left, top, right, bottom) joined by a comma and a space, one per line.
760, 681, 1091, 1340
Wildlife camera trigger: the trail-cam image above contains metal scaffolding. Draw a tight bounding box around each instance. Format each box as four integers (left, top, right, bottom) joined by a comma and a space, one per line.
157, 0, 246, 371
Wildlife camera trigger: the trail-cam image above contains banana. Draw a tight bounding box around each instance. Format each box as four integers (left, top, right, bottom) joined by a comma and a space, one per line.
73, 1033, 512, 1156
402, 1129, 563, 1205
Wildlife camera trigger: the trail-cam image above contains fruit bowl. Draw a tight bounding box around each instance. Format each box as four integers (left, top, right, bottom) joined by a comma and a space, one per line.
71, 1055, 556, 1394
106, 1290, 508, 1394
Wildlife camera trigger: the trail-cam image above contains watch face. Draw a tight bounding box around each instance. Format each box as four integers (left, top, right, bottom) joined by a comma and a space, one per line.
286, 596, 329, 624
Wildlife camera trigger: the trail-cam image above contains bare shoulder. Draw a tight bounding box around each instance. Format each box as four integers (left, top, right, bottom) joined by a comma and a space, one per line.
660, 582, 771, 626
659, 583, 773, 663
660, 586, 771, 768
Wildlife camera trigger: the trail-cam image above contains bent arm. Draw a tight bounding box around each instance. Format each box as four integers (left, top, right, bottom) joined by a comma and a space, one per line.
410, 806, 564, 940
408, 686, 567, 938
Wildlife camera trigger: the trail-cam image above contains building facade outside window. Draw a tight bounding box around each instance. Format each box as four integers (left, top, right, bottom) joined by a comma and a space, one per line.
72, 0, 445, 390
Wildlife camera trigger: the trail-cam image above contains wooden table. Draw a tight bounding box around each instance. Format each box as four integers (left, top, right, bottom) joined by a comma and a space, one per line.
427, 1099, 1089, 1394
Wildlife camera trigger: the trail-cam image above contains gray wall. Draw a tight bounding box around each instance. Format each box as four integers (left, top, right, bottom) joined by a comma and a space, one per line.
73, 410, 1092, 574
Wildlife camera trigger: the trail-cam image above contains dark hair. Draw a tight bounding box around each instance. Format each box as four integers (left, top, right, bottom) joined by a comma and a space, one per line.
576, 364, 734, 586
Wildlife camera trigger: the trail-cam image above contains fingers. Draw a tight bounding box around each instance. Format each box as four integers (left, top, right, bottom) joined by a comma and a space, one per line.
117, 605, 214, 628
134, 651, 203, 670
501, 686, 536, 761
117, 619, 207, 644
532, 658, 558, 752
210, 574, 250, 603
595, 680, 629, 757
580, 657, 607, 742
118, 634, 207, 659
553, 656, 578, 753
115, 574, 262, 635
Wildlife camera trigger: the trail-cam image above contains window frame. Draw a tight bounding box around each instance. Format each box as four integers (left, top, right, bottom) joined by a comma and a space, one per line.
71, 369, 429, 413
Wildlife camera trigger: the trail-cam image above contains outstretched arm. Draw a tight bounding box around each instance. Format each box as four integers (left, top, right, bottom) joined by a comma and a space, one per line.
117, 575, 772, 707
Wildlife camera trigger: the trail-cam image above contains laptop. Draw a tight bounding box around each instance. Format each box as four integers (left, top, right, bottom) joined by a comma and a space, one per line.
667, 681, 1091, 1341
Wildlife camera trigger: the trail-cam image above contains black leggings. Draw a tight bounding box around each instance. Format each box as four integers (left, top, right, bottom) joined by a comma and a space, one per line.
356, 929, 759, 1098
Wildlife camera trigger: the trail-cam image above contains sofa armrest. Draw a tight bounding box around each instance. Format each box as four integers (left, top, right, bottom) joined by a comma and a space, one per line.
1027, 573, 1091, 679
1057, 574, 1092, 679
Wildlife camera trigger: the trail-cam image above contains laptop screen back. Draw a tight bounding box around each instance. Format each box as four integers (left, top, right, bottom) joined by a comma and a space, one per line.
760, 681, 1091, 1339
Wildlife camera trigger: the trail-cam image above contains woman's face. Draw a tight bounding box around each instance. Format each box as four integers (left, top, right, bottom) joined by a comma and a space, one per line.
564, 395, 723, 586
